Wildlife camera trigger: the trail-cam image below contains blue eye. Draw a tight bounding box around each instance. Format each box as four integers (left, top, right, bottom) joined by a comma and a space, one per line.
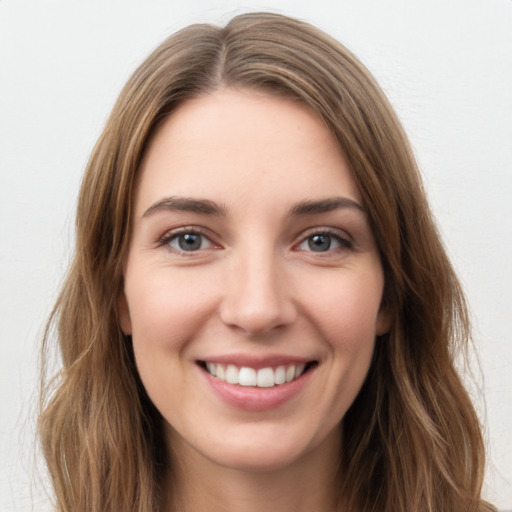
167, 232, 213, 252
307, 234, 334, 252
297, 232, 351, 253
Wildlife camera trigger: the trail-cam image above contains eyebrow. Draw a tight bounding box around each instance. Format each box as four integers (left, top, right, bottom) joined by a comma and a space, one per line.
142, 196, 227, 217
142, 195, 365, 219
288, 197, 365, 216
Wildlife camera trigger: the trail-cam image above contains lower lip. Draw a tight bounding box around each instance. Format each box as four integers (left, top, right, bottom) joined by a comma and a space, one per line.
201, 367, 314, 412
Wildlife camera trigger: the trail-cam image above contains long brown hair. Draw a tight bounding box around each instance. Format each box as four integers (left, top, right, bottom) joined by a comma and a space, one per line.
39, 12, 495, 512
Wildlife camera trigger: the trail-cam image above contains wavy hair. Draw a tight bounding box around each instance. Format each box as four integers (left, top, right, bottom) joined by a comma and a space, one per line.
39, 12, 495, 512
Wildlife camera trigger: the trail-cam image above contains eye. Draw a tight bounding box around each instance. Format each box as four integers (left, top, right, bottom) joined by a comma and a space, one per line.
296, 231, 352, 253
164, 231, 214, 252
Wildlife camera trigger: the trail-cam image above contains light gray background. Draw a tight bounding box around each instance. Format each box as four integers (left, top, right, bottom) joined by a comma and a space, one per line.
1, 1, 511, 510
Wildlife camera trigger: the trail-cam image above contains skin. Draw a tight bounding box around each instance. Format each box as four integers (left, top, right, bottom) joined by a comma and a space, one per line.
119, 88, 390, 512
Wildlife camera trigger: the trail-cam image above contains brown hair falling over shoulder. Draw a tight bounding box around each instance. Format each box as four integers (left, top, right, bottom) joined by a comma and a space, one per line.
39, 12, 495, 512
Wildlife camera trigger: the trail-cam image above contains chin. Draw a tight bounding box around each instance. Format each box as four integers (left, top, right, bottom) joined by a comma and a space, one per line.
172, 420, 339, 475
211, 443, 305, 473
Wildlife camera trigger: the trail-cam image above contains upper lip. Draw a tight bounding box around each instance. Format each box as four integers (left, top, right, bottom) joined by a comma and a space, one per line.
196, 354, 317, 370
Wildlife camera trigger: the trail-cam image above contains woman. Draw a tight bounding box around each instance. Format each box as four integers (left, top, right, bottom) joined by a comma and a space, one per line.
39, 12, 495, 512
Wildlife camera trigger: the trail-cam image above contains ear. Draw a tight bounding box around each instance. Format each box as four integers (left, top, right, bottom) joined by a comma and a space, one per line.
117, 291, 132, 335
375, 306, 392, 336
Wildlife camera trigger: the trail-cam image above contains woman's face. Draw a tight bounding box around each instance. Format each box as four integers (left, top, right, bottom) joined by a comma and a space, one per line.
119, 89, 389, 472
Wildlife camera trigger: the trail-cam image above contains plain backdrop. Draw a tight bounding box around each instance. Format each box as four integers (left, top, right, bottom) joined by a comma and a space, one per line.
1, 1, 511, 510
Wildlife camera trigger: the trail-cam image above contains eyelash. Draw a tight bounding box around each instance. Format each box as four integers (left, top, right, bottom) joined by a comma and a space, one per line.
295, 228, 353, 254
157, 227, 353, 255
158, 228, 218, 254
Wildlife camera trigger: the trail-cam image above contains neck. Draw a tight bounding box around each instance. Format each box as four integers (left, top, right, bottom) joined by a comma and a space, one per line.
163, 430, 341, 512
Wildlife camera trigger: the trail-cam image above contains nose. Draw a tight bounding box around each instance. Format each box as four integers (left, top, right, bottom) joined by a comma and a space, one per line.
219, 249, 297, 336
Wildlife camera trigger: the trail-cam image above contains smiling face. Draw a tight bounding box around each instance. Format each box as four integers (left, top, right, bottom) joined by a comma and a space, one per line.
119, 89, 389, 474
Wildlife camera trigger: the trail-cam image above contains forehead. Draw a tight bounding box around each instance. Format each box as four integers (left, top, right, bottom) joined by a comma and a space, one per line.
135, 88, 361, 214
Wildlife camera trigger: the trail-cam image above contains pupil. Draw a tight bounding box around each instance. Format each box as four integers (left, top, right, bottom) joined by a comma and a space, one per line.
308, 234, 331, 252
179, 233, 201, 251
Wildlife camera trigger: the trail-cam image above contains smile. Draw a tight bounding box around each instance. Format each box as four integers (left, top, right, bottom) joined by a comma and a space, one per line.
198, 361, 317, 388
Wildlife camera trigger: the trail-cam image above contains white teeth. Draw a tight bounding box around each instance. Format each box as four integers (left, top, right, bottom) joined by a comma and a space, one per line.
294, 363, 305, 378
206, 362, 217, 377
285, 365, 295, 383
204, 362, 310, 387
225, 364, 239, 384
216, 364, 225, 381
275, 365, 286, 385
238, 367, 257, 386
257, 367, 275, 388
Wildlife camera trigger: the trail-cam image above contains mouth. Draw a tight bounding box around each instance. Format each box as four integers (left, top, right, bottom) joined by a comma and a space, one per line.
197, 360, 318, 388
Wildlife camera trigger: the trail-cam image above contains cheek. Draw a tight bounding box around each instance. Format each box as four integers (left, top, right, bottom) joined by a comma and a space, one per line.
125, 270, 218, 417
303, 267, 385, 344
307, 270, 382, 410
126, 270, 218, 357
